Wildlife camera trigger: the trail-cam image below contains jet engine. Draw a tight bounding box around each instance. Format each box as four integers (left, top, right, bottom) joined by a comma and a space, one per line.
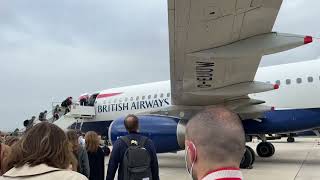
108, 115, 186, 153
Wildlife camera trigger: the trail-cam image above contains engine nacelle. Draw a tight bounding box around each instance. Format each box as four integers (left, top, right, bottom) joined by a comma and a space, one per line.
244, 109, 320, 134
109, 115, 186, 153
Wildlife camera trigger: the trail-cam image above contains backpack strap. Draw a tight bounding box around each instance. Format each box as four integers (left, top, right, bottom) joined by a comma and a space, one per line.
120, 136, 148, 147
138, 136, 148, 147
120, 136, 132, 147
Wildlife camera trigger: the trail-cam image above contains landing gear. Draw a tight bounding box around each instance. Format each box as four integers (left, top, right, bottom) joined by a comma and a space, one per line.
256, 142, 275, 157
287, 134, 295, 143
246, 146, 255, 164
287, 136, 295, 143
240, 146, 255, 169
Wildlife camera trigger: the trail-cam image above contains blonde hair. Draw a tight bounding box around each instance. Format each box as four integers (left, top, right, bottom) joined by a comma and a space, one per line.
66, 130, 79, 153
85, 131, 99, 153
68, 142, 78, 171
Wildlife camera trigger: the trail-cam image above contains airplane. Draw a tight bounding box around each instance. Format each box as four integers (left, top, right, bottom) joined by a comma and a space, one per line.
47, 0, 320, 169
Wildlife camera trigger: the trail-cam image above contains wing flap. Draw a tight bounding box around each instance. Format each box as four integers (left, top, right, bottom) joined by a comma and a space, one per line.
186, 81, 275, 97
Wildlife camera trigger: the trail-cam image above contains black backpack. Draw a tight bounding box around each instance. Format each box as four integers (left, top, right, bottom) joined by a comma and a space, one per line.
120, 136, 152, 180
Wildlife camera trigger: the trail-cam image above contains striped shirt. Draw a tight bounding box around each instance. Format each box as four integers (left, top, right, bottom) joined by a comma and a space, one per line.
202, 167, 243, 180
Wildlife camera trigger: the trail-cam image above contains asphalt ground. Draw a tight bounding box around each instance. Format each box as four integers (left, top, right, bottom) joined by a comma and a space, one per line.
105, 137, 320, 180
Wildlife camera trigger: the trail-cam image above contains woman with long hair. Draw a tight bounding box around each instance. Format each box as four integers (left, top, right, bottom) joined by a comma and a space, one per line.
0, 143, 10, 176
0, 122, 87, 180
67, 130, 90, 178
4, 136, 19, 147
85, 131, 105, 180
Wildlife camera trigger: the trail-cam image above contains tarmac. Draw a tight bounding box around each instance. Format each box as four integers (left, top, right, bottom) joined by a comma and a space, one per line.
105, 137, 320, 180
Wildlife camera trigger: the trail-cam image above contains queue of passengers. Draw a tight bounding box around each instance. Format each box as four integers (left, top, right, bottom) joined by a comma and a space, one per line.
0, 107, 246, 180
0, 123, 105, 180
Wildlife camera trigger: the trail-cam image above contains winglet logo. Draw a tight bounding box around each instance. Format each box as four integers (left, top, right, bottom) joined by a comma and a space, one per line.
97, 92, 122, 99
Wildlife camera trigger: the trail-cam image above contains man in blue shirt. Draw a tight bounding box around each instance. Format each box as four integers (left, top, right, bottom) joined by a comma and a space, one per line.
106, 114, 159, 180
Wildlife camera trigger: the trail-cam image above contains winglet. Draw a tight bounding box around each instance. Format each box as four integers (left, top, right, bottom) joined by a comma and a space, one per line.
304, 36, 313, 44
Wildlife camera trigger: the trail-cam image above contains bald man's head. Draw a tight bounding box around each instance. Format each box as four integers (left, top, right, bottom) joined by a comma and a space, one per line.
124, 114, 139, 133
186, 107, 245, 165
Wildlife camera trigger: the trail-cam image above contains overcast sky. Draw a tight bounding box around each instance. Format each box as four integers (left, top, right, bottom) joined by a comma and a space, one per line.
0, 0, 319, 131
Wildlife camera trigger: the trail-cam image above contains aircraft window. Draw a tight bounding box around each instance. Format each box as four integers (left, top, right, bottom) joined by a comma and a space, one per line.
136, 96, 139, 101
308, 76, 313, 83
148, 95, 151, 99
113, 98, 117, 103
154, 94, 157, 99
167, 93, 171, 97
119, 98, 122, 103
130, 97, 134, 101
160, 93, 164, 98
142, 96, 145, 100
297, 78, 302, 84
275, 80, 280, 85
103, 100, 106, 104
286, 79, 291, 85
124, 97, 128, 102
108, 100, 112, 104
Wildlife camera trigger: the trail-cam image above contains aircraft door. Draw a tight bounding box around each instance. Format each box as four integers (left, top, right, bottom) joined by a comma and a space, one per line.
87, 93, 99, 106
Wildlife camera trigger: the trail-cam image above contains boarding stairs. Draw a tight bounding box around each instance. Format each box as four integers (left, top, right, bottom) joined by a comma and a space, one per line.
53, 104, 96, 131
20, 103, 96, 133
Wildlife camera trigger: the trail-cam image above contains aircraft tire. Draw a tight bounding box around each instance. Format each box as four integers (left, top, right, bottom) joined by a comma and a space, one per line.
256, 142, 275, 157
246, 145, 255, 165
240, 147, 254, 169
287, 137, 295, 143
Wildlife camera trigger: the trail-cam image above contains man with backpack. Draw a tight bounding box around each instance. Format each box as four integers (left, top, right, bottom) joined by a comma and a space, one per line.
106, 114, 159, 180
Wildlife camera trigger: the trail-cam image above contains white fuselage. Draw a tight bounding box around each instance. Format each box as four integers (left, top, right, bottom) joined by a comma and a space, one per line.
253, 59, 320, 109
92, 59, 320, 122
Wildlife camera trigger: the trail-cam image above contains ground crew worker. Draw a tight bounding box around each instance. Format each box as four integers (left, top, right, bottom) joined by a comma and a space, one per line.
185, 107, 245, 180
106, 114, 159, 180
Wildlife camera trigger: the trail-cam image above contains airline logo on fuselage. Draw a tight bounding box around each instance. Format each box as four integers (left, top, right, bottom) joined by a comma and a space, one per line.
97, 98, 170, 113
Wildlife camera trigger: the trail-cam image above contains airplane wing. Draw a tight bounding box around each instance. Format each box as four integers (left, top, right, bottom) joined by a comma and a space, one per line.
168, 0, 312, 109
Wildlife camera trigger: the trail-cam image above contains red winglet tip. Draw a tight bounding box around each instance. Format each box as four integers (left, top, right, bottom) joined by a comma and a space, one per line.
304, 36, 313, 44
